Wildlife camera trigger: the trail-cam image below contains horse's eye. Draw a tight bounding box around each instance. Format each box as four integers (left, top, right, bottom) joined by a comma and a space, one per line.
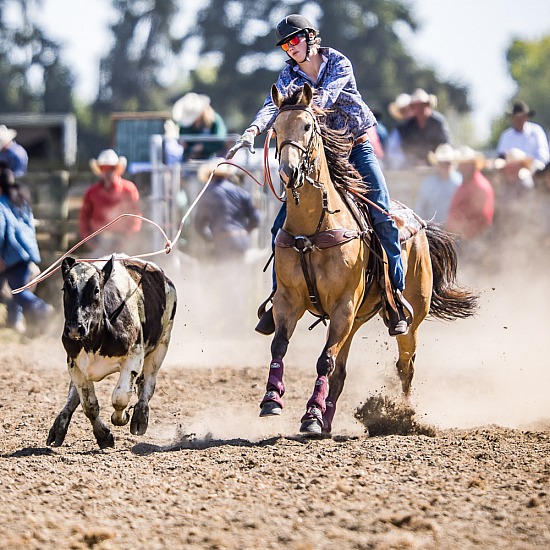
305, 123, 312, 132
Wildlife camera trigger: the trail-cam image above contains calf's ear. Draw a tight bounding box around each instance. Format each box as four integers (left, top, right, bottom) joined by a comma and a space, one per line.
61, 257, 77, 280
102, 255, 115, 281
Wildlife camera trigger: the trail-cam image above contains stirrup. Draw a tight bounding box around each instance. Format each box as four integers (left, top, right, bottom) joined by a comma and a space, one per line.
256, 289, 276, 320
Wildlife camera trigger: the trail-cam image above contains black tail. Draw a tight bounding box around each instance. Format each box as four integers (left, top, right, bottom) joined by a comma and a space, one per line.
425, 223, 479, 320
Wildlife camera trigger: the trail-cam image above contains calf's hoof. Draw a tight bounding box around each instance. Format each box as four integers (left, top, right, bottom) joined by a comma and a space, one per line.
130, 403, 149, 436
97, 431, 115, 449
111, 410, 130, 426
260, 401, 282, 417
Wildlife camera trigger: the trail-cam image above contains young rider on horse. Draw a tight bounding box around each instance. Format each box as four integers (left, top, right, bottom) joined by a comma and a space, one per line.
227, 14, 412, 336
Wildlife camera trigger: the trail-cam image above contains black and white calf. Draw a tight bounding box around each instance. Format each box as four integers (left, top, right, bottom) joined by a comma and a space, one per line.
47, 255, 177, 449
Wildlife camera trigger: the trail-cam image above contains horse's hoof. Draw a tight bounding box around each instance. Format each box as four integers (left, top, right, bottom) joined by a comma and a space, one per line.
300, 418, 323, 436
260, 401, 282, 417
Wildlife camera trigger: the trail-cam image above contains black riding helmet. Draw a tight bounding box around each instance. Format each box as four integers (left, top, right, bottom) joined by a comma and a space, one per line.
275, 14, 318, 46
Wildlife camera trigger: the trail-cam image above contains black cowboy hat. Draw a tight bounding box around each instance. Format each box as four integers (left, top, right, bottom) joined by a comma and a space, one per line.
507, 101, 535, 117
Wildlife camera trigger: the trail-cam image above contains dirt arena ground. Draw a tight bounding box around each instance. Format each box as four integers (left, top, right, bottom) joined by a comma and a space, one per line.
1, 244, 549, 549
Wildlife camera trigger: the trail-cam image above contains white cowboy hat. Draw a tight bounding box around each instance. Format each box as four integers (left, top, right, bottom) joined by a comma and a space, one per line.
427, 143, 456, 165
388, 93, 411, 121
410, 88, 438, 108
493, 148, 533, 170
197, 157, 238, 184
455, 146, 485, 169
89, 149, 128, 177
172, 93, 210, 127
0, 125, 17, 148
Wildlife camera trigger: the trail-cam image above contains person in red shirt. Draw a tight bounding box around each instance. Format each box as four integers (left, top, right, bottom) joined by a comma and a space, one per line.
79, 149, 142, 253
446, 146, 494, 240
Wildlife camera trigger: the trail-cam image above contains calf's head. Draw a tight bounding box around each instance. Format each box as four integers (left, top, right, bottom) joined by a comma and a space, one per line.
61, 256, 115, 348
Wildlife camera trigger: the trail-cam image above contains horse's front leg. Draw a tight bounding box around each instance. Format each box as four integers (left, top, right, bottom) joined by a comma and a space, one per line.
300, 301, 355, 436
259, 297, 303, 417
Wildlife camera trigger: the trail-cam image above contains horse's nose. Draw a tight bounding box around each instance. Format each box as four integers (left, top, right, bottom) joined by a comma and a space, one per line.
279, 165, 299, 188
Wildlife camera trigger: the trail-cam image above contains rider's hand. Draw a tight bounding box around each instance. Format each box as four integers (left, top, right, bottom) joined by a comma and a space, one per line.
226, 130, 256, 159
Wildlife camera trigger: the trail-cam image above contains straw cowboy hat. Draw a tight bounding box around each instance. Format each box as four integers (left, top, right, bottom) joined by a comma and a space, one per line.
89, 149, 128, 177
410, 88, 438, 108
506, 101, 535, 118
493, 148, 533, 170
428, 143, 456, 165
0, 125, 17, 148
172, 93, 210, 127
388, 93, 411, 121
197, 157, 238, 184
455, 146, 486, 169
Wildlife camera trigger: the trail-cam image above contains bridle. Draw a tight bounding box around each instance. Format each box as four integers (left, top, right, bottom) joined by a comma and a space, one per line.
274, 104, 323, 205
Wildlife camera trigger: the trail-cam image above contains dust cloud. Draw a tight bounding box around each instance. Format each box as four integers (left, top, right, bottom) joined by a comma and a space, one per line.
156, 222, 550, 439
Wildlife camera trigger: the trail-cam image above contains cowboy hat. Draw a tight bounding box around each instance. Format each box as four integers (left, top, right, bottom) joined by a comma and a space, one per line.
410, 88, 438, 108
455, 146, 485, 169
388, 93, 411, 121
172, 93, 210, 127
507, 101, 535, 117
493, 148, 533, 170
0, 125, 17, 148
197, 157, 238, 184
89, 149, 128, 177
428, 143, 456, 165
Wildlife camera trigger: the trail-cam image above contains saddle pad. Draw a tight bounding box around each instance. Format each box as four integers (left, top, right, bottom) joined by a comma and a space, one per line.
390, 199, 427, 243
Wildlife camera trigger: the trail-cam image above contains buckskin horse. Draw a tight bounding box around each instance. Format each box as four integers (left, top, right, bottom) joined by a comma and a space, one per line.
259, 82, 478, 436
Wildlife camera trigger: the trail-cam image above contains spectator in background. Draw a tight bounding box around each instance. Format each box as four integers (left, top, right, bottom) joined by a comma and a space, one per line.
446, 146, 494, 240
397, 88, 450, 167
385, 93, 412, 169
163, 119, 184, 166
0, 125, 28, 177
0, 168, 53, 334
172, 93, 227, 160
533, 162, 550, 248
415, 143, 461, 223
194, 158, 260, 260
493, 148, 535, 198
497, 101, 549, 170
80, 149, 142, 254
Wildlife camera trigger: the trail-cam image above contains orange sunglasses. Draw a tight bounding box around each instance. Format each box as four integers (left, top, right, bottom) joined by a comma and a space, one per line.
281, 34, 305, 52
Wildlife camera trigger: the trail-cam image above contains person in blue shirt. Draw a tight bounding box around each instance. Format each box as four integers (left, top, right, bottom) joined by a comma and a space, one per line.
0, 125, 28, 177
0, 168, 53, 334
227, 14, 412, 336
194, 159, 260, 260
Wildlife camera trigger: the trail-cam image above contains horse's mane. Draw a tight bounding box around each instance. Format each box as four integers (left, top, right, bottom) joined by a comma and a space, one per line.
279, 90, 369, 196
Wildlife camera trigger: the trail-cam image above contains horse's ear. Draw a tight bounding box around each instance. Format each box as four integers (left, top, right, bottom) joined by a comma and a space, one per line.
272, 84, 283, 108
61, 257, 77, 280
302, 83, 313, 106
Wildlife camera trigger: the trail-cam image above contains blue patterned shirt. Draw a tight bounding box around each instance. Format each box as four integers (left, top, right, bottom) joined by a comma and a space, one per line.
250, 47, 376, 140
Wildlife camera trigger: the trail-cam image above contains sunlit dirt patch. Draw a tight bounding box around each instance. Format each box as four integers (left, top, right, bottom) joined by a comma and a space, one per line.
354, 394, 437, 437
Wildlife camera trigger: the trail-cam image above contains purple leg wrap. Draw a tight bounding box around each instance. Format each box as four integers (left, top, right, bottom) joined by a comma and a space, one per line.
322, 399, 336, 433
301, 376, 329, 425
260, 359, 285, 408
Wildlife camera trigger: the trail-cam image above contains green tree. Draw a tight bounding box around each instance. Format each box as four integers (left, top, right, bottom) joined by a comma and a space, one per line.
488, 35, 550, 147
183, 0, 470, 131
0, 0, 74, 113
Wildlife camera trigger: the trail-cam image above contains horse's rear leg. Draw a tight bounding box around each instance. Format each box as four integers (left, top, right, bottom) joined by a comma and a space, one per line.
396, 329, 419, 397
47, 380, 80, 447
259, 308, 300, 417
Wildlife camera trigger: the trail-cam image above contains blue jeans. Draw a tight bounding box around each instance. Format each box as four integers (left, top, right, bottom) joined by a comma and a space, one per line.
270, 140, 405, 291
0, 262, 50, 326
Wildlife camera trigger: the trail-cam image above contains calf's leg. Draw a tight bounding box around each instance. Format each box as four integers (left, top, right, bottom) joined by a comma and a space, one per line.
47, 380, 80, 447
111, 351, 143, 427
